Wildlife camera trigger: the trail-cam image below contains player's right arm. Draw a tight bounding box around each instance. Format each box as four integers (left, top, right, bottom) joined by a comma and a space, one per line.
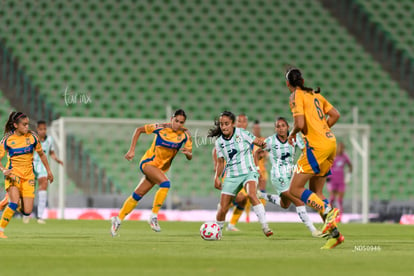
0, 137, 11, 176
214, 157, 225, 190
326, 107, 340, 128
124, 126, 146, 161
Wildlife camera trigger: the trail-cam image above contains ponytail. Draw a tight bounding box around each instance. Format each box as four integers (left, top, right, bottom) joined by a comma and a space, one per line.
4, 111, 27, 134
286, 68, 321, 93
208, 111, 236, 138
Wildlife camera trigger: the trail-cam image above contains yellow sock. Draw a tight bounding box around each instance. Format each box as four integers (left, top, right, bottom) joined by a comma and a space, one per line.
151, 188, 169, 214
306, 193, 326, 214
230, 207, 243, 225
260, 198, 267, 206
118, 196, 139, 220
0, 205, 16, 230
245, 200, 251, 222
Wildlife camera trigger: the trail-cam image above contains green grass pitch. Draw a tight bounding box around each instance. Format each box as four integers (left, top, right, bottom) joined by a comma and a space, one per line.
0, 219, 412, 276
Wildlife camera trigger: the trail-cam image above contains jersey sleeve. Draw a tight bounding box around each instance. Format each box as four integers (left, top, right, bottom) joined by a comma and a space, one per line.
215, 140, 224, 158
144, 124, 159, 134
49, 136, 55, 152
32, 133, 43, 153
183, 131, 193, 150
264, 137, 272, 152
344, 153, 351, 165
290, 91, 304, 117
0, 137, 6, 158
319, 94, 334, 114
240, 128, 255, 144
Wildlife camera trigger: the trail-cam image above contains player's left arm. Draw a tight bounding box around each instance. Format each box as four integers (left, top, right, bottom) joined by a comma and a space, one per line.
346, 154, 353, 173
49, 150, 64, 165
181, 130, 193, 160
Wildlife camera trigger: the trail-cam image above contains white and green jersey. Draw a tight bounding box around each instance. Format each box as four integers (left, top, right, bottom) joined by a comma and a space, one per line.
215, 128, 257, 177
264, 133, 304, 179
33, 135, 54, 164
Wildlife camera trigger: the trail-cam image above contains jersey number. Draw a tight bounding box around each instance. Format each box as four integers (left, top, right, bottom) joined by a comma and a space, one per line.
228, 149, 238, 160
314, 98, 324, 120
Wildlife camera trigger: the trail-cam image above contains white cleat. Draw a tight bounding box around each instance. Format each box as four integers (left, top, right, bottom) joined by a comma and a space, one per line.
37, 219, 46, 224
148, 216, 161, 232
262, 225, 274, 237
111, 216, 121, 237
226, 224, 240, 232
312, 229, 330, 238
22, 216, 30, 224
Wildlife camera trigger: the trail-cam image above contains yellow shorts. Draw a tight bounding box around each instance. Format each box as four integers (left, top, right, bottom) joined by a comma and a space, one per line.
139, 157, 170, 174
5, 175, 36, 198
296, 142, 336, 177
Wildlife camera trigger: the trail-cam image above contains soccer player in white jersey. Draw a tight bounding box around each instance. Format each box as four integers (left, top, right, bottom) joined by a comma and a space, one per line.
208, 111, 273, 237
29, 121, 63, 223
260, 117, 326, 237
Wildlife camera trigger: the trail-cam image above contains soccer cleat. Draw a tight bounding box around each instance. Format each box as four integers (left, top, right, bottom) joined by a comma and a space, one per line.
110, 216, 121, 237
148, 216, 161, 232
320, 234, 345, 249
312, 229, 330, 238
22, 216, 30, 224
226, 224, 240, 232
37, 219, 46, 224
0, 231, 8, 239
262, 226, 274, 237
0, 194, 9, 211
322, 208, 340, 234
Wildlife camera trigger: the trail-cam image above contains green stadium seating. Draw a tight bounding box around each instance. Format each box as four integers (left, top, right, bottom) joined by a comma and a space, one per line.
0, 0, 413, 199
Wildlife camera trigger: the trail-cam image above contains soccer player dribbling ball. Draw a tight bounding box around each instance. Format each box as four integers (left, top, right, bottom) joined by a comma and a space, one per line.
285, 68, 344, 249
110, 109, 192, 236
208, 111, 273, 238
0, 112, 54, 238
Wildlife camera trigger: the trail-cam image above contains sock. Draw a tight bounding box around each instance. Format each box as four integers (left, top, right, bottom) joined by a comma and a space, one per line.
296, 206, 316, 233
216, 220, 225, 232
152, 184, 170, 214
245, 200, 251, 223
300, 189, 328, 214
252, 203, 268, 228
118, 192, 141, 220
329, 195, 335, 207
37, 190, 47, 219
0, 202, 18, 230
230, 206, 244, 225
268, 194, 281, 206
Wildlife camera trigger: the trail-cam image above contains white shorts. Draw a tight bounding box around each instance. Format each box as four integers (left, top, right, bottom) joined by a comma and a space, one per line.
34, 161, 47, 179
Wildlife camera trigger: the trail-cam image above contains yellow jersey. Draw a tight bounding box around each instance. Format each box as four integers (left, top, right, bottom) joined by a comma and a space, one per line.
140, 123, 192, 173
0, 131, 43, 179
289, 88, 336, 148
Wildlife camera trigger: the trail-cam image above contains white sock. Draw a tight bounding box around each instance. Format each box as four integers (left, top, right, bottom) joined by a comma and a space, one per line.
150, 212, 158, 219
252, 204, 268, 228
296, 206, 316, 233
269, 194, 281, 206
216, 220, 225, 232
37, 190, 47, 219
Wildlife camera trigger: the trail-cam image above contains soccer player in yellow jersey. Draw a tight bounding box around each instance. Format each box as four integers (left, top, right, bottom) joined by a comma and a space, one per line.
0, 112, 54, 238
111, 109, 192, 236
285, 68, 344, 249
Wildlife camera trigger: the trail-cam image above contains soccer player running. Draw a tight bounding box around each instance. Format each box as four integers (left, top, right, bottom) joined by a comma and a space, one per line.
285, 68, 343, 249
209, 111, 273, 238
26, 120, 63, 224
260, 117, 326, 238
327, 142, 352, 222
111, 109, 192, 236
0, 112, 54, 238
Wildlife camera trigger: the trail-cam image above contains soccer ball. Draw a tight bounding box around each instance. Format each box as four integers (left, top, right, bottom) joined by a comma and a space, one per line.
200, 222, 221, 241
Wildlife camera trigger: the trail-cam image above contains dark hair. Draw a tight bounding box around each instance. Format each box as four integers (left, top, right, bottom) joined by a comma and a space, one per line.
253, 119, 260, 125
37, 120, 47, 126
208, 111, 236, 138
172, 109, 187, 120
276, 117, 289, 126
4, 111, 28, 134
285, 68, 320, 93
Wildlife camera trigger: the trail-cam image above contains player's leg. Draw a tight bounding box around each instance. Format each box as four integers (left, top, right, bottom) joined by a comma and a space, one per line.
0, 185, 20, 238
244, 179, 273, 237
216, 194, 234, 234
258, 173, 267, 206
337, 190, 345, 221
227, 191, 247, 231
36, 177, 49, 224
111, 176, 155, 236
143, 165, 170, 232
0, 193, 9, 211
